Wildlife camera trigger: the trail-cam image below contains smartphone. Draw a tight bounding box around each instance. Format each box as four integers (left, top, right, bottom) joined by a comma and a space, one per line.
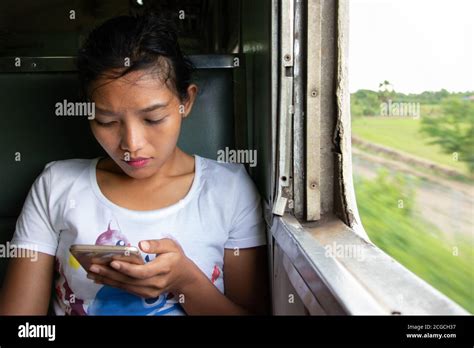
70, 244, 145, 272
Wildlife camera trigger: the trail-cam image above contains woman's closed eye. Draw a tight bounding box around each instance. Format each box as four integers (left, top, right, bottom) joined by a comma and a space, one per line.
95, 119, 117, 127
145, 117, 167, 125
94, 117, 167, 127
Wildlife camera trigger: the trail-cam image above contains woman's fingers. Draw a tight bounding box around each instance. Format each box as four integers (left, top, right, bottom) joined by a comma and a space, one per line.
88, 256, 170, 286
86, 244, 177, 298
139, 238, 181, 254
109, 254, 171, 280
88, 264, 148, 286
89, 273, 162, 299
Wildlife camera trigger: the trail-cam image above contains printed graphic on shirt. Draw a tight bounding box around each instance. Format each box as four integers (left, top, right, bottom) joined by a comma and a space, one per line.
211, 265, 221, 284
95, 222, 130, 247
54, 258, 87, 315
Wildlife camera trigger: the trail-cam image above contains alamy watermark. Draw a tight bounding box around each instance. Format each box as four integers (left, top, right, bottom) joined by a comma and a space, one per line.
0, 241, 38, 262
18, 322, 55, 341
217, 147, 257, 167
55, 99, 95, 120
380, 99, 420, 118
324, 241, 366, 262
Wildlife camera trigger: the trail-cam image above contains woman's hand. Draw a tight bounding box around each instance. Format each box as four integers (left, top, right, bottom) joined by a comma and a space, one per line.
87, 239, 199, 299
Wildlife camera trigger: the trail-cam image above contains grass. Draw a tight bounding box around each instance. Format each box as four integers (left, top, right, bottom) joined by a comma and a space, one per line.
355, 171, 474, 313
352, 116, 469, 175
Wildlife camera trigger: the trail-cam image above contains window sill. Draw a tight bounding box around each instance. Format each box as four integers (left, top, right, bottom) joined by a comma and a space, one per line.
271, 214, 469, 315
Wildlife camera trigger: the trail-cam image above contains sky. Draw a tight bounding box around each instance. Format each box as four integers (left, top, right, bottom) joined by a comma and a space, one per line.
349, 0, 474, 93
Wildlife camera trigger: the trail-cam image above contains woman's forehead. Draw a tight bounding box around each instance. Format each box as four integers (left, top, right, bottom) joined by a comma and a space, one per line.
91, 70, 175, 101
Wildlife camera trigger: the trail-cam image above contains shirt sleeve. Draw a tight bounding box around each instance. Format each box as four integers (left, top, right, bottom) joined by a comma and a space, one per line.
10, 162, 59, 256
224, 165, 267, 249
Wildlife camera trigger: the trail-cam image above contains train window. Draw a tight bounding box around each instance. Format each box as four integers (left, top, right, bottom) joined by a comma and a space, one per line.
349, 0, 473, 313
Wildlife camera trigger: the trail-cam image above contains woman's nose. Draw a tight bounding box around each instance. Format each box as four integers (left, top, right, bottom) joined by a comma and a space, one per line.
120, 122, 145, 153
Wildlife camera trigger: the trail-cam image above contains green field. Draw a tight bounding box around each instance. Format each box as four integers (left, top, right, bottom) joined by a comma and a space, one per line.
352, 116, 469, 174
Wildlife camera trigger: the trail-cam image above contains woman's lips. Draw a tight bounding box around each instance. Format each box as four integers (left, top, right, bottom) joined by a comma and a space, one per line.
122, 157, 151, 168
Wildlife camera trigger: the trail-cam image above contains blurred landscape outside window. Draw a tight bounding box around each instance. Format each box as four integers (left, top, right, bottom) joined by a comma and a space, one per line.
349, 0, 473, 312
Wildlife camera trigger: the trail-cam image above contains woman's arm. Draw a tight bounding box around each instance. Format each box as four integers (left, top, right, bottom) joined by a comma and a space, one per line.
223, 246, 271, 315
176, 246, 270, 315
0, 251, 54, 315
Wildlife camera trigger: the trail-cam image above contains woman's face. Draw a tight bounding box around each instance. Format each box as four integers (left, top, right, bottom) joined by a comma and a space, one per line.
89, 69, 197, 180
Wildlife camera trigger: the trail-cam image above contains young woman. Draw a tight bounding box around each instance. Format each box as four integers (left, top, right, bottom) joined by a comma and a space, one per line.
0, 14, 269, 315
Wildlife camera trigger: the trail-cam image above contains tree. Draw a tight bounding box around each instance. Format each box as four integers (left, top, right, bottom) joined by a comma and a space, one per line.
378, 80, 393, 92
378, 80, 395, 103
420, 98, 474, 174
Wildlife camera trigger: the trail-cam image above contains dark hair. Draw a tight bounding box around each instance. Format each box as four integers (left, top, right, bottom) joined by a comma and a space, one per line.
77, 13, 194, 101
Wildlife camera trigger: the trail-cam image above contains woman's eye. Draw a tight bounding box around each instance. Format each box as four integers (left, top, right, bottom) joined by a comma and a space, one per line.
95, 120, 116, 127
145, 118, 165, 125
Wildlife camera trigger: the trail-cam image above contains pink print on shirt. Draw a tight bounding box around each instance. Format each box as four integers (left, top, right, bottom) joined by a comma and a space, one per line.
211, 265, 221, 284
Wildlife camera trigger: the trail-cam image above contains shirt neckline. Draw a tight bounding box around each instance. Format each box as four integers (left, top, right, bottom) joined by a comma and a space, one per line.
89, 154, 202, 220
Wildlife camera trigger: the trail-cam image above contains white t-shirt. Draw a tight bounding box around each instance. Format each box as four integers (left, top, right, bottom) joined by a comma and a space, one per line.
11, 155, 267, 315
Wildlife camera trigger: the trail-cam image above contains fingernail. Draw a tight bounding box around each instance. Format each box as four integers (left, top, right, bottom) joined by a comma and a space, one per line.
86, 274, 95, 280
140, 241, 150, 252
110, 261, 120, 270
90, 265, 100, 273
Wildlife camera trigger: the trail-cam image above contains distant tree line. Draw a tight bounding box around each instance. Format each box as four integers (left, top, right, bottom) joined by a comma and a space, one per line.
351, 87, 473, 117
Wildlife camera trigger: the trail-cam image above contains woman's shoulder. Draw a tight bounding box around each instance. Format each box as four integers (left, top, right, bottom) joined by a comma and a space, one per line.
44, 157, 96, 175
27, 158, 98, 205
198, 156, 258, 196
36, 158, 97, 192
199, 156, 248, 181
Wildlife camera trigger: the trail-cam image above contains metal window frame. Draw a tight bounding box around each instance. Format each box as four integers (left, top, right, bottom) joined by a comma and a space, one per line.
272, 0, 294, 217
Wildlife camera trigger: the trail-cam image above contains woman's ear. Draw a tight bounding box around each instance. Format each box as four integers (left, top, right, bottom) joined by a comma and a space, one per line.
181, 84, 198, 118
